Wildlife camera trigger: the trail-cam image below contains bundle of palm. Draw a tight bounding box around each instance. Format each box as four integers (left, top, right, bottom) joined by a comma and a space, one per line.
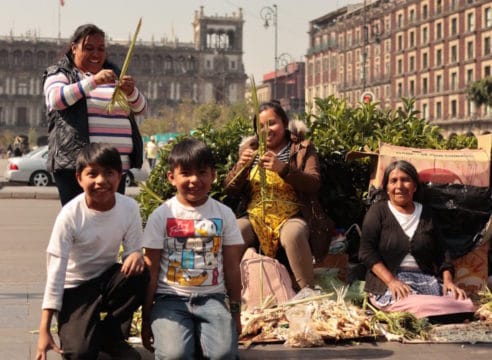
107, 18, 142, 114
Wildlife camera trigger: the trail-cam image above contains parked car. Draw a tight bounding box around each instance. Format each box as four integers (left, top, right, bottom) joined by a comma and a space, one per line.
4, 145, 54, 186
125, 160, 150, 187
4, 145, 150, 187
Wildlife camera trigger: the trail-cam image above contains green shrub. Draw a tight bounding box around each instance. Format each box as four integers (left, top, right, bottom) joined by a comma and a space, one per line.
137, 97, 477, 229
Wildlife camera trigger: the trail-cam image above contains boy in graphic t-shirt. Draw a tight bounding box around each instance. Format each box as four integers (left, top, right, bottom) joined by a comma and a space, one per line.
141, 138, 244, 358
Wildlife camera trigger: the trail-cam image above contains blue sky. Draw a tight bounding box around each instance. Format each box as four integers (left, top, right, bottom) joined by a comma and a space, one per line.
2, 0, 356, 80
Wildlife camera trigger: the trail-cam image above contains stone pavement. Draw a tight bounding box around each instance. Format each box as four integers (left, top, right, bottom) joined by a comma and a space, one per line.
0, 187, 491, 359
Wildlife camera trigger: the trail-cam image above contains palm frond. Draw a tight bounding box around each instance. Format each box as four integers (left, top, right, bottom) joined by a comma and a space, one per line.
107, 18, 142, 114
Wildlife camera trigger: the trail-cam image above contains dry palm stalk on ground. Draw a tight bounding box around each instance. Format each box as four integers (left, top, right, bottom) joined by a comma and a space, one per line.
240, 291, 376, 348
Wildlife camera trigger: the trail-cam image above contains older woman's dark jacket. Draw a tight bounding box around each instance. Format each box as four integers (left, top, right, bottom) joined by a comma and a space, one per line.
42, 55, 143, 172
359, 200, 454, 295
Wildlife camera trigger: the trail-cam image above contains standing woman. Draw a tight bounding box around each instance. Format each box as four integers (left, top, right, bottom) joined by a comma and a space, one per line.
224, 100, 333, 290
43, 24, 147, 205
359, 160, 475, 319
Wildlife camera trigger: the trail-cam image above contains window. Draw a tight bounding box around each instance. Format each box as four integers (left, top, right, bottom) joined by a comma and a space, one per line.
451, 72, 458, 90
409, 56, 415, 71
451, 100, 457, 117
422, 77, 428, 94
467, 69, 474, 82
467, 12, 475, 32
436, 101, 442, 118
422, 52, 428, 68
486, 66, 491, 77
398, 34, 403, 50
467, 41, 474, 59
409, 80, 415, 97
436, 0, 442, 14
436, 49, 442, 66
436, 75, 442, 92
422, 4, 428, 19
385, 39, 391, 53
485, 37, 491, 56
398, 14, 403, 28
451, 45, 458, 63
398, 59, 403, 74
397, 82, 403, 97
451, 18, 458, 36
422, 103, 428, 119
436, 22, 442, 40
486, 7, 492, 27
409, 9, 415, 23
467, 99, 473, 116
409, 31, 415, 47
422, 27, 428, 44
451, 0, 458, 10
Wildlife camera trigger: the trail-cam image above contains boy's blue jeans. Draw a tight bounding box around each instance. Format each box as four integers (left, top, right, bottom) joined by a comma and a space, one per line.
151, 293, 238, 360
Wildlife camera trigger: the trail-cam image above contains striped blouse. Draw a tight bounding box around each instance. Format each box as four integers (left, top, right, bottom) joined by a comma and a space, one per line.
44, 70, 147, 171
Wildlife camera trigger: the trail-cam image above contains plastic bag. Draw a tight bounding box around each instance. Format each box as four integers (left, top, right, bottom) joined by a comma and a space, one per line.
284, 304, 324, 348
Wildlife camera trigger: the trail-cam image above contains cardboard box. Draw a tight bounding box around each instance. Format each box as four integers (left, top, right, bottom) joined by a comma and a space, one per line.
373, 143, 490, 188
347, 137, 492, 190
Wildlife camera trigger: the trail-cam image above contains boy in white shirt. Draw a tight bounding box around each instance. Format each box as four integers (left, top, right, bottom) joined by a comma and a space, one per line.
36, 143, 148, 360
141, 138, 243, 359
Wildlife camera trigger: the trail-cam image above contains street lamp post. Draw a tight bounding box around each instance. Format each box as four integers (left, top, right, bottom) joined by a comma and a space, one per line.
278, 52, 293, 103
261, 4, 278, 99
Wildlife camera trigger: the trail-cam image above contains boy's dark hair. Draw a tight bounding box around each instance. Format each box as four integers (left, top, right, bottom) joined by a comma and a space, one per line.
168, 138, 215, 171
76, 143, 122, 174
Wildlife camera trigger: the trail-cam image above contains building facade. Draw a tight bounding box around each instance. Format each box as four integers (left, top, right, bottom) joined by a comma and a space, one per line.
262, 61, 306, 114
305, 0, 492, 136
0, 6, 246, 136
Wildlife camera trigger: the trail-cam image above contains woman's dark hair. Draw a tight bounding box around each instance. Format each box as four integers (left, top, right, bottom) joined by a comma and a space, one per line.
65, 24, 106, 59
168, 138, 215, 171
254, 100, 290, 141
382, 160, 420, 193
76, 143, 122, 174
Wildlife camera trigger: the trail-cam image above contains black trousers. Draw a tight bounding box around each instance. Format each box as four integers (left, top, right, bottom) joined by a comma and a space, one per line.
57, 263, 149, 359
53, 169, 126, 206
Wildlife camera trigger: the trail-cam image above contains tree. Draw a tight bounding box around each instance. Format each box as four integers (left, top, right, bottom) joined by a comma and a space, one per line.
467, 77, 492, 107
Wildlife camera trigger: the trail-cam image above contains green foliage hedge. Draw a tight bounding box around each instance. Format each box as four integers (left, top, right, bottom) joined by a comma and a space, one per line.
136, 96, 477, 229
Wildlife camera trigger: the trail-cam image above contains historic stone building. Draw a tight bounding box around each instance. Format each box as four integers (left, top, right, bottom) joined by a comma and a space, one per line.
306, 0, 492, 136
0, 6, 246, 136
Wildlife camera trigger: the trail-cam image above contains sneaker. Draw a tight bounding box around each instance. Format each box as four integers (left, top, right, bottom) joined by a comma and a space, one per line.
99, 339, 142, 360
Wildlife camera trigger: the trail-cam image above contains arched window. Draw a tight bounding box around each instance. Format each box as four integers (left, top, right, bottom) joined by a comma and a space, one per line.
164, 56, 173, 72
154, 55, 163, 74
13, 50, 22, 66
37, 51, 46, 67
23, 51, 33, 67
0, 50, 8, 66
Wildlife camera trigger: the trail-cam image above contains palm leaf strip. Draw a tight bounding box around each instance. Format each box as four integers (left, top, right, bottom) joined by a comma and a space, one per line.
107, 17, 142, 114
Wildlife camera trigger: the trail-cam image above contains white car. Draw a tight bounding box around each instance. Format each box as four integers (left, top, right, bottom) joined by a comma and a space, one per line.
4, 145, 149, 187
125, 160, 150, 187
4, 145, 54, 186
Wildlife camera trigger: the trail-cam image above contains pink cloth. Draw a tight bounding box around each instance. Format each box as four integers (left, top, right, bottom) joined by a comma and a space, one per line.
383, 294, 475, 319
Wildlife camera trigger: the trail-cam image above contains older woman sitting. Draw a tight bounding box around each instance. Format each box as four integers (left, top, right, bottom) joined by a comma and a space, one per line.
359, 160, 475, 319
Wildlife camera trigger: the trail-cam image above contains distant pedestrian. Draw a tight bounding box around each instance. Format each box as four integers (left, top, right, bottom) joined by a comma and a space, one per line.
35, 143, 148, 360
146, 135, 158, 169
